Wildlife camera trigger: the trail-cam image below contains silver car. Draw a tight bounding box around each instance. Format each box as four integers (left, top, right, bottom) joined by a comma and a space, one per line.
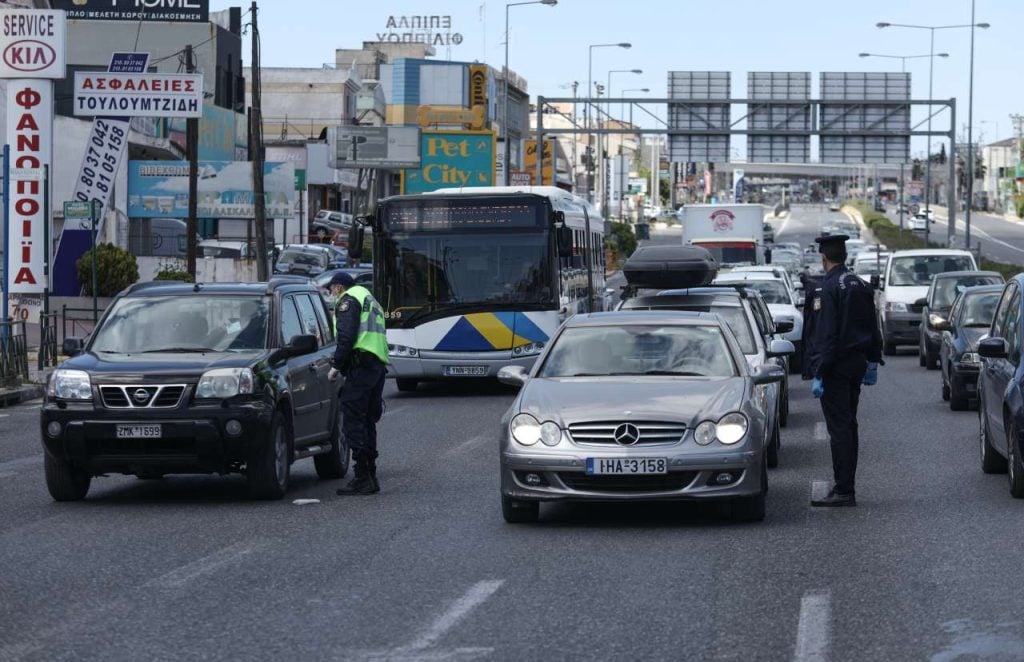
497, 311, 788, 524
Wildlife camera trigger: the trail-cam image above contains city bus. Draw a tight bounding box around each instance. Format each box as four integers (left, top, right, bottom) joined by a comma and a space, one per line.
358, 186, 606, 392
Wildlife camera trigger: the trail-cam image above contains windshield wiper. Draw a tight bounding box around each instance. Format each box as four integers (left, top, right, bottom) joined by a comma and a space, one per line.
644, 370, 706, 376
141, 347, 218, 353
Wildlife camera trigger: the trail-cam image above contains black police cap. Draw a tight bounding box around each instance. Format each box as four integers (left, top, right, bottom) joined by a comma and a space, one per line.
815, 234, 849, 261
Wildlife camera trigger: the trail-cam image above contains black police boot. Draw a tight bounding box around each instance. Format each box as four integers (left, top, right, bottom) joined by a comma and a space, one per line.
336, 455, 379, 496
810, 487, 856, 507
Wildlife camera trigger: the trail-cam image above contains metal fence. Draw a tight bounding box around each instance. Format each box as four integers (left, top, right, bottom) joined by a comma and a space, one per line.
38, 312, 60, 371
0, 320, 29, 388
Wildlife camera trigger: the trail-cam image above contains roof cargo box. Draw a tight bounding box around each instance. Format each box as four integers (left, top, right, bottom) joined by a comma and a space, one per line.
622, 245, 718, 289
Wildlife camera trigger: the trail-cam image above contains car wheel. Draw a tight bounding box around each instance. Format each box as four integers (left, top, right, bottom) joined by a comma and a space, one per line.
248, 411, 291, 500
314, 409, 350, 480
883, 327, 898, 356
44, 452, 91, 502
395, 379, 418, 393
729, 459, 767, 522
779, 386, 789, 429
949, 381, 969, 411
788, 352, 802, 375
1009, 422, 1024, 498
941, 371, 951, 401
501, 495, 539, 523
980, 406, 1007, 474
926, 345, 940, 370
767, 422, 780, 469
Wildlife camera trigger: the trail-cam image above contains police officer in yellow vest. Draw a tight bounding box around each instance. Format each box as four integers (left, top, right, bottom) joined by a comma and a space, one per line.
327, 272, 389, 495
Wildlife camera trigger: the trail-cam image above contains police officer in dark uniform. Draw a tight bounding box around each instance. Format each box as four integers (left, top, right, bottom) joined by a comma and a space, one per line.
327, 272, 390, 496
806, 234, 883, 507
799, 271, 823, 382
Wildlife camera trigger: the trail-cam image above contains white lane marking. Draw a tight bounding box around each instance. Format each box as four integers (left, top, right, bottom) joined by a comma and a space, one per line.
794, 589, 832, 662
814, 422, 828, 441
0, 414, 8, 418
406, 580, 505, 652
0, 454, 42, 478
146, 540, 264, 588
933, 216, 1024, 255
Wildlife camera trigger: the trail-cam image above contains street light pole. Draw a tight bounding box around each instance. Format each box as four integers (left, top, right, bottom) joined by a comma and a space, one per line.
586, 42, 630, 202
603, 68, 641, 220
503, 0, 556, 186
877, 20, 990, 245
965, 0, 977, 248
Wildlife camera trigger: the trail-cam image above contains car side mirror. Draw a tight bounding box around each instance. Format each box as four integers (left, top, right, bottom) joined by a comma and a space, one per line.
773, 318, 795, 334
62, 337, 85, 357
752, 364, 786, 385
914, 297, 928, 307
870, 275, 882, 290
933, 319, 950, 332
347, 224, 365, 260
767, 339, 795, 357
978, 337, 1009, 359
270, 334, 318, 364
497, 365, 529, 388
556, 225, 573, 258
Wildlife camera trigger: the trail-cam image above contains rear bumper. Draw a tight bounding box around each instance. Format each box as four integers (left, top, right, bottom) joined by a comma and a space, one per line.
884, 312, 920, 344
388, 352, 539, 380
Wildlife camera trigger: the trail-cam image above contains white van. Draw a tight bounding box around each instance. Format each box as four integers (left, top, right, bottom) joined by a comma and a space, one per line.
876, 249, 977, 355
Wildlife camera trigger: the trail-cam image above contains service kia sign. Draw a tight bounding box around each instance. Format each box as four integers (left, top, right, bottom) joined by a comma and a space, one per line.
6, 80, 53, 294
0, 9, 66, 79
72, 72, 203, 118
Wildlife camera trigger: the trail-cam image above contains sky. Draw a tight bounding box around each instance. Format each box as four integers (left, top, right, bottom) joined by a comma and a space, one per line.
212, 0, 1023, 157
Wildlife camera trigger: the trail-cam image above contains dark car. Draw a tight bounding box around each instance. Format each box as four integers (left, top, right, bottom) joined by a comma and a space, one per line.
919, 271, 1004, 369
41, 279, 349, 501
977, 275, 1024, 496
938, 285, 1003, 410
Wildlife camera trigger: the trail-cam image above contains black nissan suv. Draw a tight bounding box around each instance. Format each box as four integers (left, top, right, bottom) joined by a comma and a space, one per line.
41, 278, 348, 501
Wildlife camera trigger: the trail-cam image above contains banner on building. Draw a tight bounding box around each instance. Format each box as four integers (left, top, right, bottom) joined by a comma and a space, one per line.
5, 80, 52, 294
523, 138, 555, 186
50, 0, 209, 23
0, 9, 66, 79
72, 72, 203, 118
128, 160, 296, 219
401, 130, 495, 195
468, 64, 487, 109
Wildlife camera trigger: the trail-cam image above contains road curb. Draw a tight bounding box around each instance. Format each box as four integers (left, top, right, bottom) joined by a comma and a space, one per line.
0, 383, 44, 408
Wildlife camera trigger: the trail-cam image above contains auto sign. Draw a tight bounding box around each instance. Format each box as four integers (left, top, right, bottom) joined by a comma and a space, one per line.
0, 9, 66, 79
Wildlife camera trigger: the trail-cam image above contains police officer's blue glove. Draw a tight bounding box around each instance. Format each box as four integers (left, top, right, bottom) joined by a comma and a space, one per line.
862, 362, 878, 386
811, 377, 824, 399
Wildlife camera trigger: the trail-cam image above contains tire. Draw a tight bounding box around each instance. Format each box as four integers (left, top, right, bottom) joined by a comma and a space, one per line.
949, 381, 969, 411
980, 406, 1007, 474
883, 328, 898, 356
941, 373, 951, 401
501, 495, 539, 523
314, 409, 350, 480
788, 352, 802, 375
1009, 422, 1024, 498
767, 422, 780, 469
248, 412, 291, 500
44, 452, 91, 502
925, 345, 940, 370
919, 346, 927, 367
395, 378, 418, 393
779, 386, 789, 429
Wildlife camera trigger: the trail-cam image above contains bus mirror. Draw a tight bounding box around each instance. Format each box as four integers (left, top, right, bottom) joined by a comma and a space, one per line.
348, 224, 365, 260
556, 225, 573, 258
554, 211, 566, 224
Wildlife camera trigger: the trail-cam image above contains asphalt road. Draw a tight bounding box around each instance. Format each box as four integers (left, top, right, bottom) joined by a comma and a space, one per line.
3, 206, 1024, 660
884, 205, 1024, 267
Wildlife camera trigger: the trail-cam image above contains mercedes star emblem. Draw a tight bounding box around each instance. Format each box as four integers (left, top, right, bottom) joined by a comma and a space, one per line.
613, 423, 640, 445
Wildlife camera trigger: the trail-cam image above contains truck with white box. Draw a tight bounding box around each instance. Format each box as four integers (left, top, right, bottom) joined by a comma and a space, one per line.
679, 204, 766, 269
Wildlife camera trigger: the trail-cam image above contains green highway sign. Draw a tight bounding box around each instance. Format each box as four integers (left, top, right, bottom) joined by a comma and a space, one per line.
64, 201, 93, 219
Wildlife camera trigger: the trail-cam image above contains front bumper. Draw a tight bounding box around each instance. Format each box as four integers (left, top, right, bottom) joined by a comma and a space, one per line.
40, 398, 275, 475
884, 312, 920, 344
388, 351, 540, 380
500, 448, 764, 502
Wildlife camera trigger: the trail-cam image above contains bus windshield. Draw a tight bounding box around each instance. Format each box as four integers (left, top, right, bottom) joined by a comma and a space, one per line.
379, 197, 556, 320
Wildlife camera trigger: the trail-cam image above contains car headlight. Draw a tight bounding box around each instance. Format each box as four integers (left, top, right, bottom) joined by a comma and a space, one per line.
540, 421, 561, 446
694, 421, 717, 446
196, 368, 255, 399
510, 413, 541, 446
716, 413, 748, 445
387, 344, 419, 358
960, 352, 980, 365
512, 342, 546, 357
885, 302, 908, 313
928, 313, 946, 327
47, 369, 92, 400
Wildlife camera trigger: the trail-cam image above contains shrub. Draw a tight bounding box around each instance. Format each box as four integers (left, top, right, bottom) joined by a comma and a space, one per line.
153, 267, 194, 283
607, 222, 637, 260
75, 243, 139, 296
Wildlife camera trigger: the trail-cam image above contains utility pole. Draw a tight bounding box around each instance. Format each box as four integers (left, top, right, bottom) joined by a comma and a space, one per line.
250, 0, 269, 281
185, 43, 199, 281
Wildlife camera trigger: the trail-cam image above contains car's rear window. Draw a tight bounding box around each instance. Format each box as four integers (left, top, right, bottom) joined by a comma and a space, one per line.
959, 291, 1002, 327
889, 255, 975, 286
622, 301, 756, 355
279, 249, 325, 266
933, 275, 1003, 308
539, 324, 737, 378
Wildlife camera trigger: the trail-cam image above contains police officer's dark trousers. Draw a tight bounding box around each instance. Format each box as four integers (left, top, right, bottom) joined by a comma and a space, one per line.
341, 353, 387, 478
820, 352, 868, 495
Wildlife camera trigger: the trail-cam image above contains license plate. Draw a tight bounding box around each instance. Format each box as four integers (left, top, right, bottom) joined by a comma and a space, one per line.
116, 424, 162, 439
586, 458, 667, 475
443, 365, 487, 377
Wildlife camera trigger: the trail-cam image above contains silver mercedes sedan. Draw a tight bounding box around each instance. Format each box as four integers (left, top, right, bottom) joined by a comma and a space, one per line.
497, 311, 788, 524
